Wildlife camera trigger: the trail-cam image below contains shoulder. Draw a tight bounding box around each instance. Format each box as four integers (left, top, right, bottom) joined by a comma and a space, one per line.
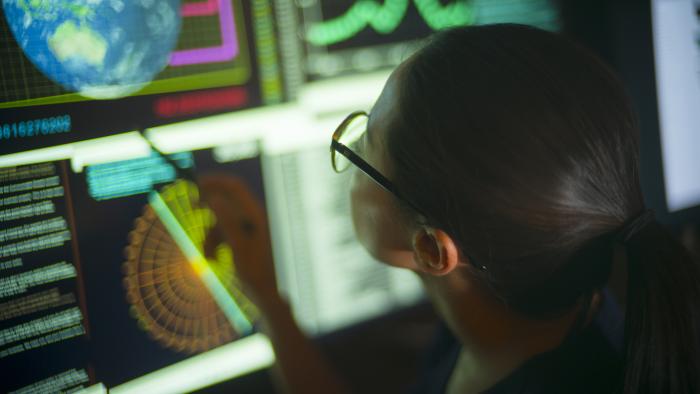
486, 322, 623, 394
411, 290, 624, 394
488, 290, 625, 394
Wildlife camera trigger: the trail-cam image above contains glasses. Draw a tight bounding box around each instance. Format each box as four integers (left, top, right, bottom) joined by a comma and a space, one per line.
330, 111, 487, 271
330, 110, 426, 218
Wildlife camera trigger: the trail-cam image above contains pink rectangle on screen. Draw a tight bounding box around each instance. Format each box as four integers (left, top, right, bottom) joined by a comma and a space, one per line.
169, 0, 239, 66
182, 0, 219, 16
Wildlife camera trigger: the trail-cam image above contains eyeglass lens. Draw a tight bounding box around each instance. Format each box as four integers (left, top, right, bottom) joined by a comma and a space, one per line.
333, 113, 369, 172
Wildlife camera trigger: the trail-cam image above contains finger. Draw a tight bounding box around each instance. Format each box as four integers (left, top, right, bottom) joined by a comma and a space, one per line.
207, 194, 246, 249
203, 226, 224, 259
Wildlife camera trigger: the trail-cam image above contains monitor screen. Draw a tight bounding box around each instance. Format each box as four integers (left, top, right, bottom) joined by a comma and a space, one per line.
0, 0, 285, 154
651, 0, 700, 213
298, 0, 561, 79
0, 150, 271, 392
0, 137, 424, 393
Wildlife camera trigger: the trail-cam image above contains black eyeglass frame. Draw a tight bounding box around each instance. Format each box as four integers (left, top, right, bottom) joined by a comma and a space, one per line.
330, 110, 427, 218
329, 111, 487, 272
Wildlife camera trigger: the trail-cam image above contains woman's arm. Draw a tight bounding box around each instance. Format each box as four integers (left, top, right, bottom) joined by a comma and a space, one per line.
199, 175, 350, 394
256, 295, 350, 394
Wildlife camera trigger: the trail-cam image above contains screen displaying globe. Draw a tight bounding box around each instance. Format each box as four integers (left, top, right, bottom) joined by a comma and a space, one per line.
2, 0, 182, 99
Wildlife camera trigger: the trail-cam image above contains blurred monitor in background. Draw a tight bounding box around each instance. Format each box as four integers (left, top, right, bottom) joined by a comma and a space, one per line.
609, 0, 700, 225
651, 0, 700, 214
298, 0, 560, 80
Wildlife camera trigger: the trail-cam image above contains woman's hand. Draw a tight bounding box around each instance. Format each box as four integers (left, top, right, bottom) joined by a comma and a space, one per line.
199, 175, 280, 308
200, 175, 350, 394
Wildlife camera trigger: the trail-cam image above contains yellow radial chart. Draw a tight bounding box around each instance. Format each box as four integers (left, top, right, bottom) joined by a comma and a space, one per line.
123, 180, 257, 354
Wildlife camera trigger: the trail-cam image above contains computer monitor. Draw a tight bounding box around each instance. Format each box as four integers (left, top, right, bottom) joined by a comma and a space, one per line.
650, 0, 700, 214
0, 150, 272, 392
611, 0, 700, 225
298, 0, 561, 80
0, 131, 425, 392
0, 0, 286, 154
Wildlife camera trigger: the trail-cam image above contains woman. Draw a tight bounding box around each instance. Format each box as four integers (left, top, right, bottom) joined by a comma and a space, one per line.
201, 24, 700, 393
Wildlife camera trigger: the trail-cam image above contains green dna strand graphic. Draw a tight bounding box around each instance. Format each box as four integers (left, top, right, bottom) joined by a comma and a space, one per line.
306, 0, 473, 46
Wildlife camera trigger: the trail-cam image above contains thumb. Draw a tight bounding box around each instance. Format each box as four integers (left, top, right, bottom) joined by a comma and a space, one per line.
203, 225, 224, 260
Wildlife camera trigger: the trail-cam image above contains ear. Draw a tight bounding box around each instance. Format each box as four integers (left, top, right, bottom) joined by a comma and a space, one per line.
412, 227, 460, 276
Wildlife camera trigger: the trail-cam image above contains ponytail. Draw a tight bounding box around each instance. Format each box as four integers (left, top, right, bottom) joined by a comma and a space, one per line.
621, 212, 700, 393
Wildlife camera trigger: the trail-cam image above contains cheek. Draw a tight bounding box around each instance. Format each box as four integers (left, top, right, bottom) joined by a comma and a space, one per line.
349, 171, 374, 252
349, 171, 416, 269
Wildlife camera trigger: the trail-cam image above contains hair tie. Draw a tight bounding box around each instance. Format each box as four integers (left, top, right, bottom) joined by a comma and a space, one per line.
616, 209, 655, 244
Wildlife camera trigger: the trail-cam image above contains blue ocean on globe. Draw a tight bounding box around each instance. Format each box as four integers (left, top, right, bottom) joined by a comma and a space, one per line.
2, 0, 182, 99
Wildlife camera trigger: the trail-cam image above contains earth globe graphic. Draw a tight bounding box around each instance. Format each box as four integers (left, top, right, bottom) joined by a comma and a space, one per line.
2, 0, 181, 99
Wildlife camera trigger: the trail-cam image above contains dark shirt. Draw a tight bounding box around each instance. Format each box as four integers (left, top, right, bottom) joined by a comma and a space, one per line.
411, 289, 624, 394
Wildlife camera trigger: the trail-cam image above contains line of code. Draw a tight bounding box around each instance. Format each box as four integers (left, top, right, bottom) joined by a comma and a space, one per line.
0, 258, 22, 271
0, 324, 85, 359
0, 163, 55, 184
0, 201, 55, 222
0, 186, 65, 207
0, 176, 61, 195
0, 288, 76, 322
9, 368, 89, 394
0, 307, 82, 347
0, 217, 67, 243
0, 230, 71, 259
0, 261, 76, 299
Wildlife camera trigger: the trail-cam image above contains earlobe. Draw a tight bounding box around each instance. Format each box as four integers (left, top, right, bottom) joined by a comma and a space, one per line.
412, 228, 460, 276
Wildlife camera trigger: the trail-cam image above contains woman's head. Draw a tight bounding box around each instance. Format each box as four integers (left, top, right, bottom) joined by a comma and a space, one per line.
348, 24, 700, 393
354, 23, 643, 316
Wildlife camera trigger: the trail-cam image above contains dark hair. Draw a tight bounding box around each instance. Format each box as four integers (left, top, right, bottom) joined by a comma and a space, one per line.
387, 24, 700, 393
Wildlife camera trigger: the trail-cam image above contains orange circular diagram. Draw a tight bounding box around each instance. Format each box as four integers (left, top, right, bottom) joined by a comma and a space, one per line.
123, 180, 256, 354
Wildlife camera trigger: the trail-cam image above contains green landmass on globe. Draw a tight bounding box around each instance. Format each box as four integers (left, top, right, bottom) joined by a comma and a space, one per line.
49, 21, 108, 68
